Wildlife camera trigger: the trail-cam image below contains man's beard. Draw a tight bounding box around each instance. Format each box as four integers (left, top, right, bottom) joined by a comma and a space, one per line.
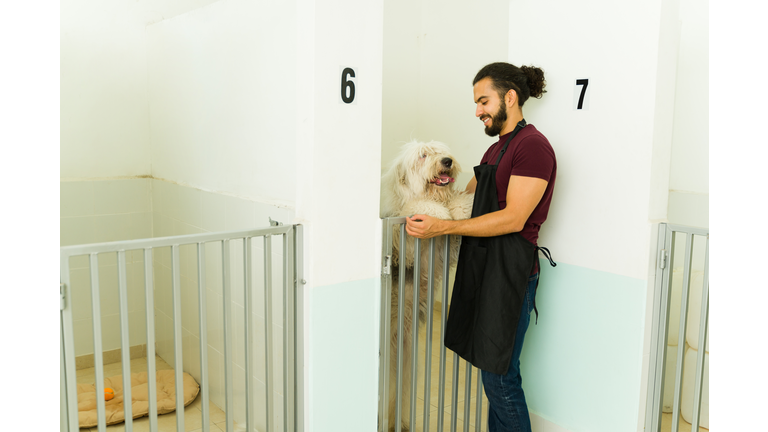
484, 103, 507, 137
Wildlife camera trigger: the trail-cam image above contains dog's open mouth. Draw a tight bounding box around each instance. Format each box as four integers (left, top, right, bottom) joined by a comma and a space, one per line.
430, 174, 455, 186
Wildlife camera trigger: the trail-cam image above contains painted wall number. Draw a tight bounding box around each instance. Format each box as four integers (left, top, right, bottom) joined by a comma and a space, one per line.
341, 67, 356, 104
574, 78, 590, 110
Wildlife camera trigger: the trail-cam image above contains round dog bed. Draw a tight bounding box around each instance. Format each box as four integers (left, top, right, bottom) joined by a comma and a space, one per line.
77, 369, 200, 428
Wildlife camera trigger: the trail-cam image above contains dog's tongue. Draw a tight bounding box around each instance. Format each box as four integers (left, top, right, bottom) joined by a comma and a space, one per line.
439, 174, 455, 184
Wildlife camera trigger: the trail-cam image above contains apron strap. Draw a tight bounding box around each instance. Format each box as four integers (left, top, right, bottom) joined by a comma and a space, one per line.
494, 119, 527, 166
531, 246, 556, 325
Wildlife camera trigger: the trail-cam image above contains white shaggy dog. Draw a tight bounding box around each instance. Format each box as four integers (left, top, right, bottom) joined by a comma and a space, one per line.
380, 140, 474, 432
381, 140, 475, 272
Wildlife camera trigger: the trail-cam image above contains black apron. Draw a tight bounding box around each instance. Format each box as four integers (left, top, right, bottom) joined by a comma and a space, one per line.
444, 120, 556, 375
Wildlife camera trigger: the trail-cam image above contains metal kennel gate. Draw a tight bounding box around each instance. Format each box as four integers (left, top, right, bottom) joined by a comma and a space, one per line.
60, 224, 303, 432
379, 217, 485, 432
645, 223, 709, 432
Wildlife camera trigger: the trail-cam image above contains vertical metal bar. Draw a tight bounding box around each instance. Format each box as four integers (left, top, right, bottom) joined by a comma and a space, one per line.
409, 239, 421, 431
171, 245, 185, 432
423, 238, 436, 432
61, 314, 70, 432
244, 238, 254, 432
283, 232, 288, 432
451, 352, 460, 432
380, 220, 395, 432
60, 254, 80, 432
671, 233, 695, 432
395, 224, 407, 432
437, 235, 450, 432
90, 253, 108, 432
117, 250, 133, 431
475, 368, 483, 432
463, 362, 472, 432
284, 230, 296, 432
690, 236, 709, 431
222, 240, 234, 432
196, 243, 210, 432
651, 225, 676, 432
645, 224, 668, 432
144, 248, 159, 432
294, 225, 305, 432
265, 235, 274, 432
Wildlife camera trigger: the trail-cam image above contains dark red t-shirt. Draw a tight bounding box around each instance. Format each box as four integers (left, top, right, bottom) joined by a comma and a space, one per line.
479, 124, 556, 247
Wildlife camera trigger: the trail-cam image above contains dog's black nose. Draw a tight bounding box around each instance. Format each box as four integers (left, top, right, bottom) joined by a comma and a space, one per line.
441, 158, 453, 168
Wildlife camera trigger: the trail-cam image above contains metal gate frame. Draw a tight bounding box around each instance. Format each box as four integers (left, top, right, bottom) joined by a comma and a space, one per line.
378, 217, 485, 432
60, 225, 304, 432
645, 223, 709, 432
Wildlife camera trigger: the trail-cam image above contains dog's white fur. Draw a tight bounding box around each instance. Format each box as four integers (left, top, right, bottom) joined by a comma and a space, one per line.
380, 140, 474, 432
381, 140, 474, 271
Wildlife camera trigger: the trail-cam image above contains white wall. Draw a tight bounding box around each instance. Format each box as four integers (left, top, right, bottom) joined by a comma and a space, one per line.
510, 0, 678, 282
667, 0, 709, 229
146, 0, 297, 207
60, 0, 221, 179
294, 1, 384, 430
381, 0, 510, 189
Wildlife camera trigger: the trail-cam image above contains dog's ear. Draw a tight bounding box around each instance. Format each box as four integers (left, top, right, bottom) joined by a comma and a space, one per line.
396, 163, 407, 185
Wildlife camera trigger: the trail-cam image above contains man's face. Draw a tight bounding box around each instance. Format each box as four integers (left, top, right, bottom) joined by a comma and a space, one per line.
474, 77, 508, 137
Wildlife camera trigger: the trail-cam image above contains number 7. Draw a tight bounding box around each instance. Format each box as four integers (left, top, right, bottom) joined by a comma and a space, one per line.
576, 79, 589, 110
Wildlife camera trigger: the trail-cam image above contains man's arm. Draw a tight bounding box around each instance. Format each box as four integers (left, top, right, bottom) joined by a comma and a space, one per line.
465, 176, 477, 193
405, 175, 547, 238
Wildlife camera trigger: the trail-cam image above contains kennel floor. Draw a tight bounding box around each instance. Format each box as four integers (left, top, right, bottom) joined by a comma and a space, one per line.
75, 355, 227, 432
406, 304, 489, 432
660, 412, 709, 432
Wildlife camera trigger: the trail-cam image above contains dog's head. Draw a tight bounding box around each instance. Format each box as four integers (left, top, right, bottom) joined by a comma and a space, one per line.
387, 140, 462, 202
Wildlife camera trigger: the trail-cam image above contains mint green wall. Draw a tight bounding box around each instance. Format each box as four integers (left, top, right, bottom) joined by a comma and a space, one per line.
521, 260, 647, 432
311, 278, 380, 432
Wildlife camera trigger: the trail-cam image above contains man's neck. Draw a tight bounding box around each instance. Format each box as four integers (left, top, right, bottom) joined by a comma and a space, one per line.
499, 111, 524, 136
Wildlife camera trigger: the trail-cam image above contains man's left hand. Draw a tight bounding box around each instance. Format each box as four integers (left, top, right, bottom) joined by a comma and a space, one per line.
405, 214, 444, 239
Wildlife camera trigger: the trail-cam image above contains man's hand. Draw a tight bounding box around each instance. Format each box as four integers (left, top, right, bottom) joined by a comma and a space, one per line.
405, 214, 446, 239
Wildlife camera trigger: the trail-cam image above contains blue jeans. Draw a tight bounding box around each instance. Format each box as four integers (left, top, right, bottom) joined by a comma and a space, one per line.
481, 273, 538, 432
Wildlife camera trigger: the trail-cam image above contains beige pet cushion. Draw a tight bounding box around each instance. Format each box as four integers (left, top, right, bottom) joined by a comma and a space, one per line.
77, 369, 200, 428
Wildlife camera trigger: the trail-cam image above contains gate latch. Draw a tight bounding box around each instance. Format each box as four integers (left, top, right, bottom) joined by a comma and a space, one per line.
383, 255, 392, 276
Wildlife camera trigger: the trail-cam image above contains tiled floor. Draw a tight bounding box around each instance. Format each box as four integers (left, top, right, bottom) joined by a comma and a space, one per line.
75, 356, 230, 432
661, 412, 709, 432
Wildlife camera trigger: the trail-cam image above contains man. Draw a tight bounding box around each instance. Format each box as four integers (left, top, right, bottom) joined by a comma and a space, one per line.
405, 62, 556, 432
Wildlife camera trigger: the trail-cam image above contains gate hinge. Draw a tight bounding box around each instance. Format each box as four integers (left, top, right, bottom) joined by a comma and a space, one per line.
383, 255, 392, 276
658, 249, 668, 269
60, 283, 66, 310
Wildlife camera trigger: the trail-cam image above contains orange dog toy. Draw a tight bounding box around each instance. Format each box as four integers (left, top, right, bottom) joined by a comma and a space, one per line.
104, 387, 115, 401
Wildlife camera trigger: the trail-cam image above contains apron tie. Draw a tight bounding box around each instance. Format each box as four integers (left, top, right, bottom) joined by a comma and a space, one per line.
532, 246, 557, 325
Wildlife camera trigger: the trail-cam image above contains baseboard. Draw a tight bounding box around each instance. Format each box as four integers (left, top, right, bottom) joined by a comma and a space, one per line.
75, 344, 148, 370
530, 413, 572, 432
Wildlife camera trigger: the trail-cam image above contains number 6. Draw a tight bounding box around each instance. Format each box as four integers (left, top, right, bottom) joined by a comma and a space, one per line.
341, 68, 356, 104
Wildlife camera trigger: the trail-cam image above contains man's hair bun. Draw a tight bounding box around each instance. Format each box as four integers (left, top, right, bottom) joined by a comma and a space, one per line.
521, 65, 546, 99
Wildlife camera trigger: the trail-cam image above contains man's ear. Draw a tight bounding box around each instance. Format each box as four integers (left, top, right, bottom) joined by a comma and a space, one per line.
506, 89, 517, 109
